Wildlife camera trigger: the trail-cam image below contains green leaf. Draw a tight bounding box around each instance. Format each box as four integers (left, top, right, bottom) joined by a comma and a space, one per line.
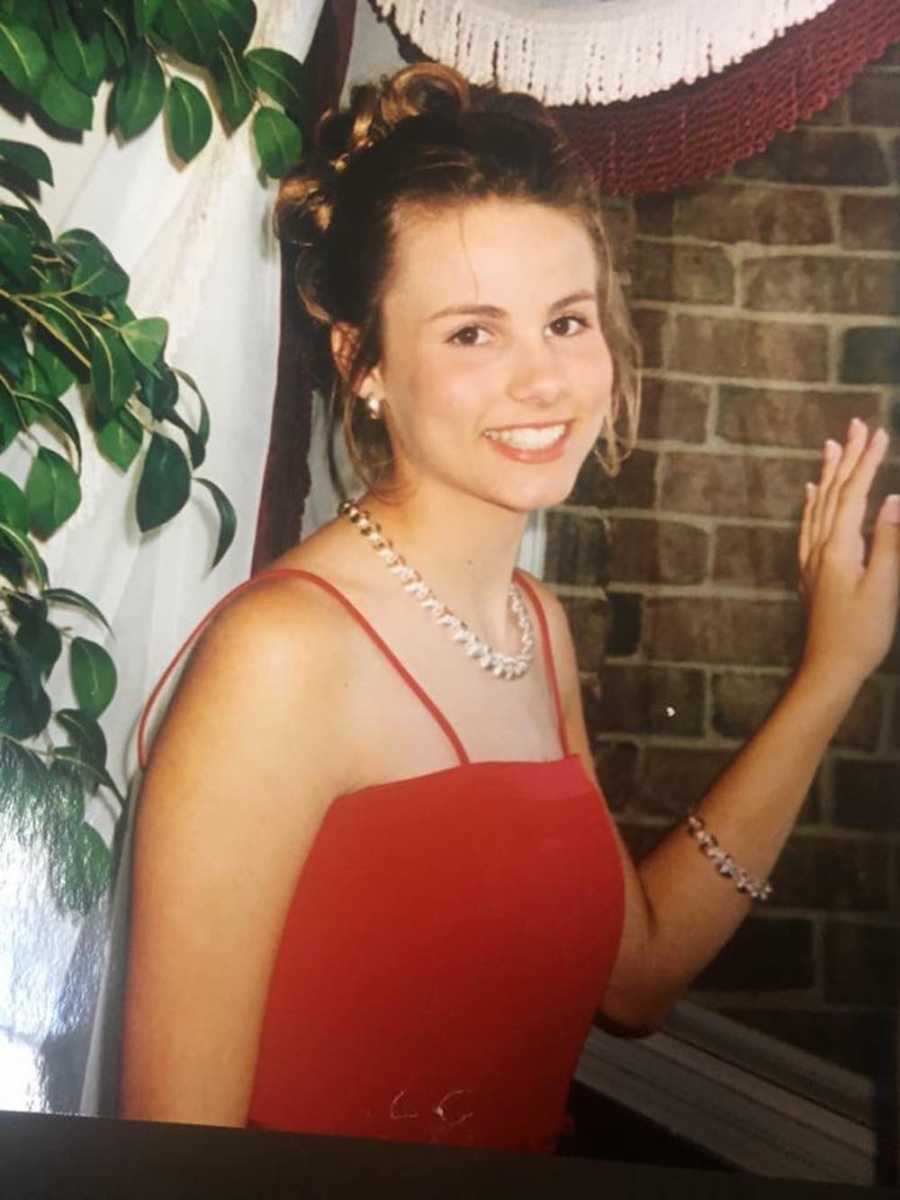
0, 220, 31, 282
0, 520, 47, 583
245, 47, 304, 117
70, 635, 116, 717
51, 18, 105, 93
0, 737, 48, 840
165, 76, 212, 163
0, 380, 23, 450
43, 586, 112, 635
164, 408, 204, 468
137, 360, 177, 418
49, 819, 112, 915
98, 406, 142, 471
33, 338, 76, 397
194, 476, 236, 568
112, 45, 165, 140
25, 445, 81, 538
56, 707, 107, 772
0, 472, 28, 532
15, 611, 62, 679
120, 316, 167, 367
208, 0, 256, 52
0, 202, 52, 245
171, 366, 209, 454
0, 139, 53, 186
252, 105, 301, 178
46, 756, 85, 824
90, 324, 135, 417
136, 431, 190, 531
28, 296, 91, 359
7, 591, 47, 624
134, 0, 164, 35
70, 241, 129, 298
102, 9, 127, 69
0, 317, 27, 380
0, 18, 49, 93
17, 352, 52, 399
156, 0, 218, 66
212, 40, 254, 129
37, 62, 94, 131
0, 674, 51, 738
16, 391, 82, 468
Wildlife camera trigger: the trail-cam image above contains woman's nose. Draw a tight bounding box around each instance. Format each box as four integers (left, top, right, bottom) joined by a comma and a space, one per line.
506, 337, 566, 407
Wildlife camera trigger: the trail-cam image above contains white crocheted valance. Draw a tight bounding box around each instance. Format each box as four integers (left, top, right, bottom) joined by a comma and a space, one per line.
371, 0, 841, 105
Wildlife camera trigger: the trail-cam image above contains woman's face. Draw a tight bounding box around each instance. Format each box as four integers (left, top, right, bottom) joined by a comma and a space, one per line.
362, 198, 615, 514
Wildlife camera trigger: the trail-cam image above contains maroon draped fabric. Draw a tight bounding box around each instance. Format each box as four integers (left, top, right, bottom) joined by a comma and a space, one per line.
553, 0, 900, 195
251, 0, 357, 572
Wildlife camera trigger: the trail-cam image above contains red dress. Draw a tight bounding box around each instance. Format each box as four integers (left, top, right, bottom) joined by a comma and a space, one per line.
139, 570, 625, 1153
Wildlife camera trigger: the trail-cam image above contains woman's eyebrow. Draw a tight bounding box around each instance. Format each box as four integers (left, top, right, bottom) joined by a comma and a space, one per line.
426, 290, 597, 323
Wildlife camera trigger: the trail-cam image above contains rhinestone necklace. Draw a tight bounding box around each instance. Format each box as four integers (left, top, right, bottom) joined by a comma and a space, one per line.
338, 499, 535, 680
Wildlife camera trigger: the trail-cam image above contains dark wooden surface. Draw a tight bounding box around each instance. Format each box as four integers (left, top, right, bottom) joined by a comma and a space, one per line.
1, 1110, 893, 1200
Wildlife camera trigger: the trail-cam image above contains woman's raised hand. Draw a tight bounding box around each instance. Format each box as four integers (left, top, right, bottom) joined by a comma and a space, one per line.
797, 418, 899, 689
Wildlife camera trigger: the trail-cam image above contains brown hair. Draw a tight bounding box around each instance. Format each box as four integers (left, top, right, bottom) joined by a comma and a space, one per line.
277, 63, 641, 493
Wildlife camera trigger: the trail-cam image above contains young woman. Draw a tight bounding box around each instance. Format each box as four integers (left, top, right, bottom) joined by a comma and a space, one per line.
120, 64, 899, 1152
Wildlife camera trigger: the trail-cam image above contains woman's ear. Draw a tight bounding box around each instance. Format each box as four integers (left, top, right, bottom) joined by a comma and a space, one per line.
330, 323, 383, 398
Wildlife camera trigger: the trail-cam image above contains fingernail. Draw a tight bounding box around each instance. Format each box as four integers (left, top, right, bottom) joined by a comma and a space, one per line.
849, 417, 862, 434
805, 481, 817, 498
824, 438, 840, 457
884, 494, 900, 524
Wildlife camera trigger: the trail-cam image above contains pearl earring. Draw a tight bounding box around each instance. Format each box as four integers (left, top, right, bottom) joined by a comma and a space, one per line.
364, 394, 382, 419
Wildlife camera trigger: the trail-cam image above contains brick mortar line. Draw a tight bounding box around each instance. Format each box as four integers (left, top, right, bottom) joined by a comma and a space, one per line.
634, 235, 900, 261
592, 727, 900, 757
639, 367, 887, 391
607, 581, 805, 599
717, 176, 900, 196
634, 300, 900, 326
614, 814, 900, 840
638, 439, 891, 459
587, 661, 794, 676
555, 504, 808, 529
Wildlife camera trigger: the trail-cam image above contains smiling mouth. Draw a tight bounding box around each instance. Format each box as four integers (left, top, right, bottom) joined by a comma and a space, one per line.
483, 423, 568, 450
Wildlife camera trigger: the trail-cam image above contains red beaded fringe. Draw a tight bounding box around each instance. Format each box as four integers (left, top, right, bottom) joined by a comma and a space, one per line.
551, 0, 900, 196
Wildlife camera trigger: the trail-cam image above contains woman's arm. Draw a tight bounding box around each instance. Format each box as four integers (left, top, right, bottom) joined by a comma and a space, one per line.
120, 580, 352, 1125
548, 421, 899, 1033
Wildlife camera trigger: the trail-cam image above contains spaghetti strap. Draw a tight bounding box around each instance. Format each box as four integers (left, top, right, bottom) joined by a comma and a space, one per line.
137, 568, 469, 772
513, 572, 571, 757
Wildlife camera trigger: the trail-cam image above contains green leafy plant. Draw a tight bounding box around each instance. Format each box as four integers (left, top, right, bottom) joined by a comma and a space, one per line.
0, 0, 307, 914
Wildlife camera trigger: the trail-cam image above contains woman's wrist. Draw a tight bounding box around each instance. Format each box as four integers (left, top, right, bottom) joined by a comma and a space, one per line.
788, 655, 864, 729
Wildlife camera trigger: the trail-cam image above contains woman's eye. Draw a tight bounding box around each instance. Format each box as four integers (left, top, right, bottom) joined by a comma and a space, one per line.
548, 314, 589, 337
449, 325, 489, 347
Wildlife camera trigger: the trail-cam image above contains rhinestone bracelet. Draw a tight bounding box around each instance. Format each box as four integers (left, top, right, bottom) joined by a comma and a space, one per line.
685, 813, 773, 902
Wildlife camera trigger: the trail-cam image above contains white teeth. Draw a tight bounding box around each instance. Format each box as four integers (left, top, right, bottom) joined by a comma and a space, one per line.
484, 423, 566, 450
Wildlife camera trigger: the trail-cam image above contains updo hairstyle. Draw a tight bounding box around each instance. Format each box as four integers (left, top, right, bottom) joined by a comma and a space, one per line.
277, 63, 641, 493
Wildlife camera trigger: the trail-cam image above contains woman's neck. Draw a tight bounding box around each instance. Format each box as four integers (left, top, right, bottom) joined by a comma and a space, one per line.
357, 484, 531, 648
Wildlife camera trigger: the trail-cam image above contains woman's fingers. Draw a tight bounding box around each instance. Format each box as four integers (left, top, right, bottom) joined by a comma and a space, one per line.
829, 426, 889, 549
816, 420, 868, 546
809, 438, 840, 550
797, 482, 816, 599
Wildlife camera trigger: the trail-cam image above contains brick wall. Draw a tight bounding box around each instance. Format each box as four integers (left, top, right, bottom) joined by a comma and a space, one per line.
546, 45, 900, 1078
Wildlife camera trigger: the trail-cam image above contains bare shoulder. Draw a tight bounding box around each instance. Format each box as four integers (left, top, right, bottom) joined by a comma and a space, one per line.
143, 566, 360, 811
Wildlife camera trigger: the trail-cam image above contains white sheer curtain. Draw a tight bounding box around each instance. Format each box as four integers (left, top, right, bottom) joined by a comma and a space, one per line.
0, 0, 325, 1115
